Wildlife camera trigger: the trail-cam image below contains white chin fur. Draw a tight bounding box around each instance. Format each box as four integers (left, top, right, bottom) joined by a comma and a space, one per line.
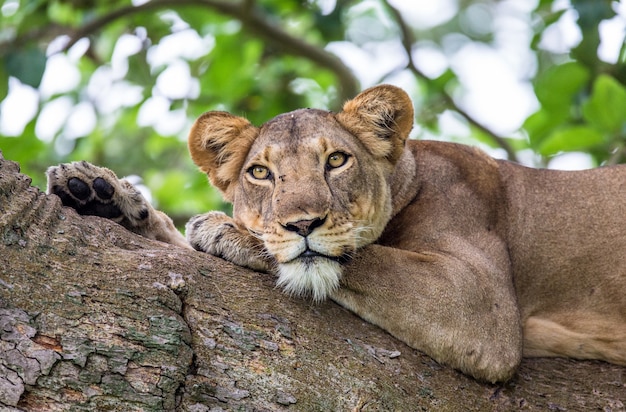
276, 258, 342, 302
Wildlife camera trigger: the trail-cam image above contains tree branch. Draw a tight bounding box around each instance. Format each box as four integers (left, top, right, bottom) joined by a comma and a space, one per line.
60, 0, 360, 106
383, 0, 520, 162
2, 151, 625, 410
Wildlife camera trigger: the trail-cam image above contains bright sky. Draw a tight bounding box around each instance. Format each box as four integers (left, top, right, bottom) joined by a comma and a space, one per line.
1, 0, 625, 169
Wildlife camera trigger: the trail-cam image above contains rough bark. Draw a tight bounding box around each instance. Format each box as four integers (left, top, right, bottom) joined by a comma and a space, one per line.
0, 151, 624, 411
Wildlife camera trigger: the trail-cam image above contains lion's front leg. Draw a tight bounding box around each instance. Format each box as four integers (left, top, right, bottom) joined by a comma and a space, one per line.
46, 161, 189, 249
332, 241, 522, 383
186, 211, 272, 272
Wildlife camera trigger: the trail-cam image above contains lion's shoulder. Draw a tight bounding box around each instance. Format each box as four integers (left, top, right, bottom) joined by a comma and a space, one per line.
408, 140, 503, 197
411, 140, 499, 169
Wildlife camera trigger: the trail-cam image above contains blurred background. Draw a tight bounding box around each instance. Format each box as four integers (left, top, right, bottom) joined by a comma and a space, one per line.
1, 0, 625, 227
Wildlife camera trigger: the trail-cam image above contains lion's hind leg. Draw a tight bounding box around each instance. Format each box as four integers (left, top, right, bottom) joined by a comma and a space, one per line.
523, 315, 626, 365
47, 161, 189, 248
47, 161, 147, 226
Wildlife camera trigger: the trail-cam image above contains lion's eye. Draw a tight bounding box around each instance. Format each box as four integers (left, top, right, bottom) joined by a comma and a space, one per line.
327, 152, 348, 169
249, 165, 270, 180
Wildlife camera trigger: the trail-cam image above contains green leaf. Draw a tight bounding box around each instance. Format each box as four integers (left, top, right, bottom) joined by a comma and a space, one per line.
0, 125, 49, 189
430, 68, 455, 94
200, 34, 263, 103
524, 108, 569, 150
538, 126, 606, 156
47, 0, 82, 26
3, 47, 47, 88
582, 74, 626, 133
534, 62, 589, 111
525, 62, 591, 149
126, 50, 153, 88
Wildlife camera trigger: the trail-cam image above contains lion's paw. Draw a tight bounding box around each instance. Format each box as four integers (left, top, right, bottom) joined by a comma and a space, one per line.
46, 161, 150, 229
186, 211, 234, 253
186, 211, 270, 271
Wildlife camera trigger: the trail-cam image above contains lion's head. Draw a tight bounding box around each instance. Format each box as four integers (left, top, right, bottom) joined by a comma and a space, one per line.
188, 85, 414, 300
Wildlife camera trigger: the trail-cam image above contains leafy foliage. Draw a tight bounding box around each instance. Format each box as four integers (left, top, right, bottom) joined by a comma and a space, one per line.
1, 0, 625, 227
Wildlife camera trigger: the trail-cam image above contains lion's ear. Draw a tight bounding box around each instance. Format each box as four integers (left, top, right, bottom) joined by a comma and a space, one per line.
188, 111, 258, 201
336, 85, 414, 164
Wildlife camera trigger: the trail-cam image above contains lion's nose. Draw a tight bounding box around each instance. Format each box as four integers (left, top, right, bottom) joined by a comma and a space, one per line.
282, 217, 326, 237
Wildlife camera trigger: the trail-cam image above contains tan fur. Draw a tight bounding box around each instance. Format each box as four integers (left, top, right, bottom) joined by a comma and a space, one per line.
188, 112, 259, 201
49, 85, 626, 383
184, 85, 626, 382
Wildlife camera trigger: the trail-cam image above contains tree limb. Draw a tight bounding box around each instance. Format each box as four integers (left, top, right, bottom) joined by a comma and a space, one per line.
1, 152, 625, 410
59, 0, 360, 105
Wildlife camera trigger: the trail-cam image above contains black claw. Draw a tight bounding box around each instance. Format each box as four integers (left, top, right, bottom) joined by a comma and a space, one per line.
138, 209, 149, 220
68, 177, 91, 200
190, 240, 206, 252
93, 177, 114, 199
213, 231, 224, 244
192, 218, 204, 231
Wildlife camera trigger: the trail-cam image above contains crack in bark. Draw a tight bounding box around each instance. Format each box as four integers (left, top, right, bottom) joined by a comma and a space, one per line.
162, 271, 199, 410
0, 306, 62, 407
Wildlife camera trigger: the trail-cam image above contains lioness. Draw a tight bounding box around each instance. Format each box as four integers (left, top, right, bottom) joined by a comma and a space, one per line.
47, 85, 626, 383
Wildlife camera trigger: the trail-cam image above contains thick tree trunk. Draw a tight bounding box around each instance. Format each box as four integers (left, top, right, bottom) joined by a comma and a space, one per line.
0, 151, 624, 411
